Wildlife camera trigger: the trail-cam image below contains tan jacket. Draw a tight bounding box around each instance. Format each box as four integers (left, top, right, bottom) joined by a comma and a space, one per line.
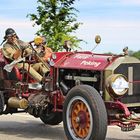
2, 40, 47, 82
35, 45, 53, 61
2, 40, 31, 60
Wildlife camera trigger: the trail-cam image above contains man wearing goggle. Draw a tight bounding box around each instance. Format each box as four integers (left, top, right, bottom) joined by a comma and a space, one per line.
1, 28, 49, 82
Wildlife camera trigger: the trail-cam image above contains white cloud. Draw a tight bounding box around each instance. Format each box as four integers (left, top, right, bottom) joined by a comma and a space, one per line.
0, 18, 35, 28
0, 18, 39, 45
77, 19, 140, 38
85, 17, 139, 26
121, 0, 140, 5
76, 18, 140, 53
1, 17, 140, 54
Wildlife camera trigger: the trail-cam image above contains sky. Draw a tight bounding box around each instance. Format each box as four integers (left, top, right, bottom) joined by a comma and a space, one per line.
0, 0, 140, 54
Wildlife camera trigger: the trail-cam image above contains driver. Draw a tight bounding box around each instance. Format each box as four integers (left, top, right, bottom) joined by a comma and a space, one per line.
1, 28, 49, 82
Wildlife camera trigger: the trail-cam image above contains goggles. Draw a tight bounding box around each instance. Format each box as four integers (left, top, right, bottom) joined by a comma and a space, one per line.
6, 33, 16, 38
7, 34, 17, 39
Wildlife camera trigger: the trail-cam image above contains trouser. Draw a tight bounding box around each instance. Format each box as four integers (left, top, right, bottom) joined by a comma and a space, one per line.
31, 62, 49, 76
16, 62, 49, 82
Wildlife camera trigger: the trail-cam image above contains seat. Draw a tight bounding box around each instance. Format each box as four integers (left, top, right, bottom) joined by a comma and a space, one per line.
0, 49, 22, 81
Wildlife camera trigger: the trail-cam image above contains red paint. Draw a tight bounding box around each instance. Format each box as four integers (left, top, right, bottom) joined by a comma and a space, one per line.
54, 52, 117, 70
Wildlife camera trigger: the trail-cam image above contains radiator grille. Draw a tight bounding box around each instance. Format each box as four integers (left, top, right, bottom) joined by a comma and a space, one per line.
114, 63, 140, 103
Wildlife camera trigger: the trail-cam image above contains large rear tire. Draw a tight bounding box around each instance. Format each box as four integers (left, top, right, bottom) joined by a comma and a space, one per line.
63, 85, 107, 140
0, 91, 4, 114
40, 105, 62, 125
40, 112, 62, 125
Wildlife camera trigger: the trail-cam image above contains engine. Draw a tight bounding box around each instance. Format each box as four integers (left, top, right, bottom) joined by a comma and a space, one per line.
27, 92, 50, 117
59, 69, 101, 95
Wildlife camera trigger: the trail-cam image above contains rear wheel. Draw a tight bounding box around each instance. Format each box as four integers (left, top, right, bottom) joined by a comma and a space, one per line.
40, 105, 62, 125
0, 91, 4, 114
63, 85, 107, 140
40, 112, 62, 125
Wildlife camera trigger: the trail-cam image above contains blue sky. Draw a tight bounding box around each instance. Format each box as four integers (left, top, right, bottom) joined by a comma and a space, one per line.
0, 0, 140, 54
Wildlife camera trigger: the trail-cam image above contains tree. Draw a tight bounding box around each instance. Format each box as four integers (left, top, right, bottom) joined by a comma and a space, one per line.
28, 0, 82, 51
131, 50, 140, 60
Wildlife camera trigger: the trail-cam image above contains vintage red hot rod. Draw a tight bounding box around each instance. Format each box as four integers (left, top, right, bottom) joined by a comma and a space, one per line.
0, 36, 140, 140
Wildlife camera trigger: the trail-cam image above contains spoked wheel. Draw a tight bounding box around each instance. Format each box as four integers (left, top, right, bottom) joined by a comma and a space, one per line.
70, 97, 93, 138
63, 85, 107, 140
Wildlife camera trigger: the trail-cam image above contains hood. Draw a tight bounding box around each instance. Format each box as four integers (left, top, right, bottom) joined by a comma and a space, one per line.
54, 51, 118, 70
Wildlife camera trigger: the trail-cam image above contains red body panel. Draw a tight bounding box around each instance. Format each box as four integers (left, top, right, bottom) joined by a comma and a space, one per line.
54, 51, 117, 70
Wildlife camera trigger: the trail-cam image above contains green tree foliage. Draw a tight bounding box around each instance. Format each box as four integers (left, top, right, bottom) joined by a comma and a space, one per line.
131, 50, 140, 60
28, 0, 82, 51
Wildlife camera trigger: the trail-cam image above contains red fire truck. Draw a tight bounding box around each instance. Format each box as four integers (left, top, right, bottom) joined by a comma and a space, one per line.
0, 36, 139, 140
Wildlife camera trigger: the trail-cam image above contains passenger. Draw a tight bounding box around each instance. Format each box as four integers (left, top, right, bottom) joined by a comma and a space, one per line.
34, 36, 53, 62
1, 28, 49, 82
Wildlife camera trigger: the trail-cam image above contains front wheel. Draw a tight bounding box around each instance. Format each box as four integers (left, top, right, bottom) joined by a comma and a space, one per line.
63, 85, 107, 140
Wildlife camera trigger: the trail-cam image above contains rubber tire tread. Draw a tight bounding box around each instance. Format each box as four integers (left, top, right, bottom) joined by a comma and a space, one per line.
63, 85, 107, 140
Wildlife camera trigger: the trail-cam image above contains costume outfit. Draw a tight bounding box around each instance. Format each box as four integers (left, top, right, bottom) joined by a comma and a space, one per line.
35, 45, 53, 61
2, 39, 49, 82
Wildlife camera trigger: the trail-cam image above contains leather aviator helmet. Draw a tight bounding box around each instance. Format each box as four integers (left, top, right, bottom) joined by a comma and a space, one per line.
5, 28, 16, 38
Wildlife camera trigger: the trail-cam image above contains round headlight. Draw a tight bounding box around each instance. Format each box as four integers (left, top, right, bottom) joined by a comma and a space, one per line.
106, 74, 129, 99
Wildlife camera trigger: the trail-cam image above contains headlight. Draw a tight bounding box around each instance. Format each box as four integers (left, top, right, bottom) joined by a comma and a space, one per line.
106, 74, 129, 99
